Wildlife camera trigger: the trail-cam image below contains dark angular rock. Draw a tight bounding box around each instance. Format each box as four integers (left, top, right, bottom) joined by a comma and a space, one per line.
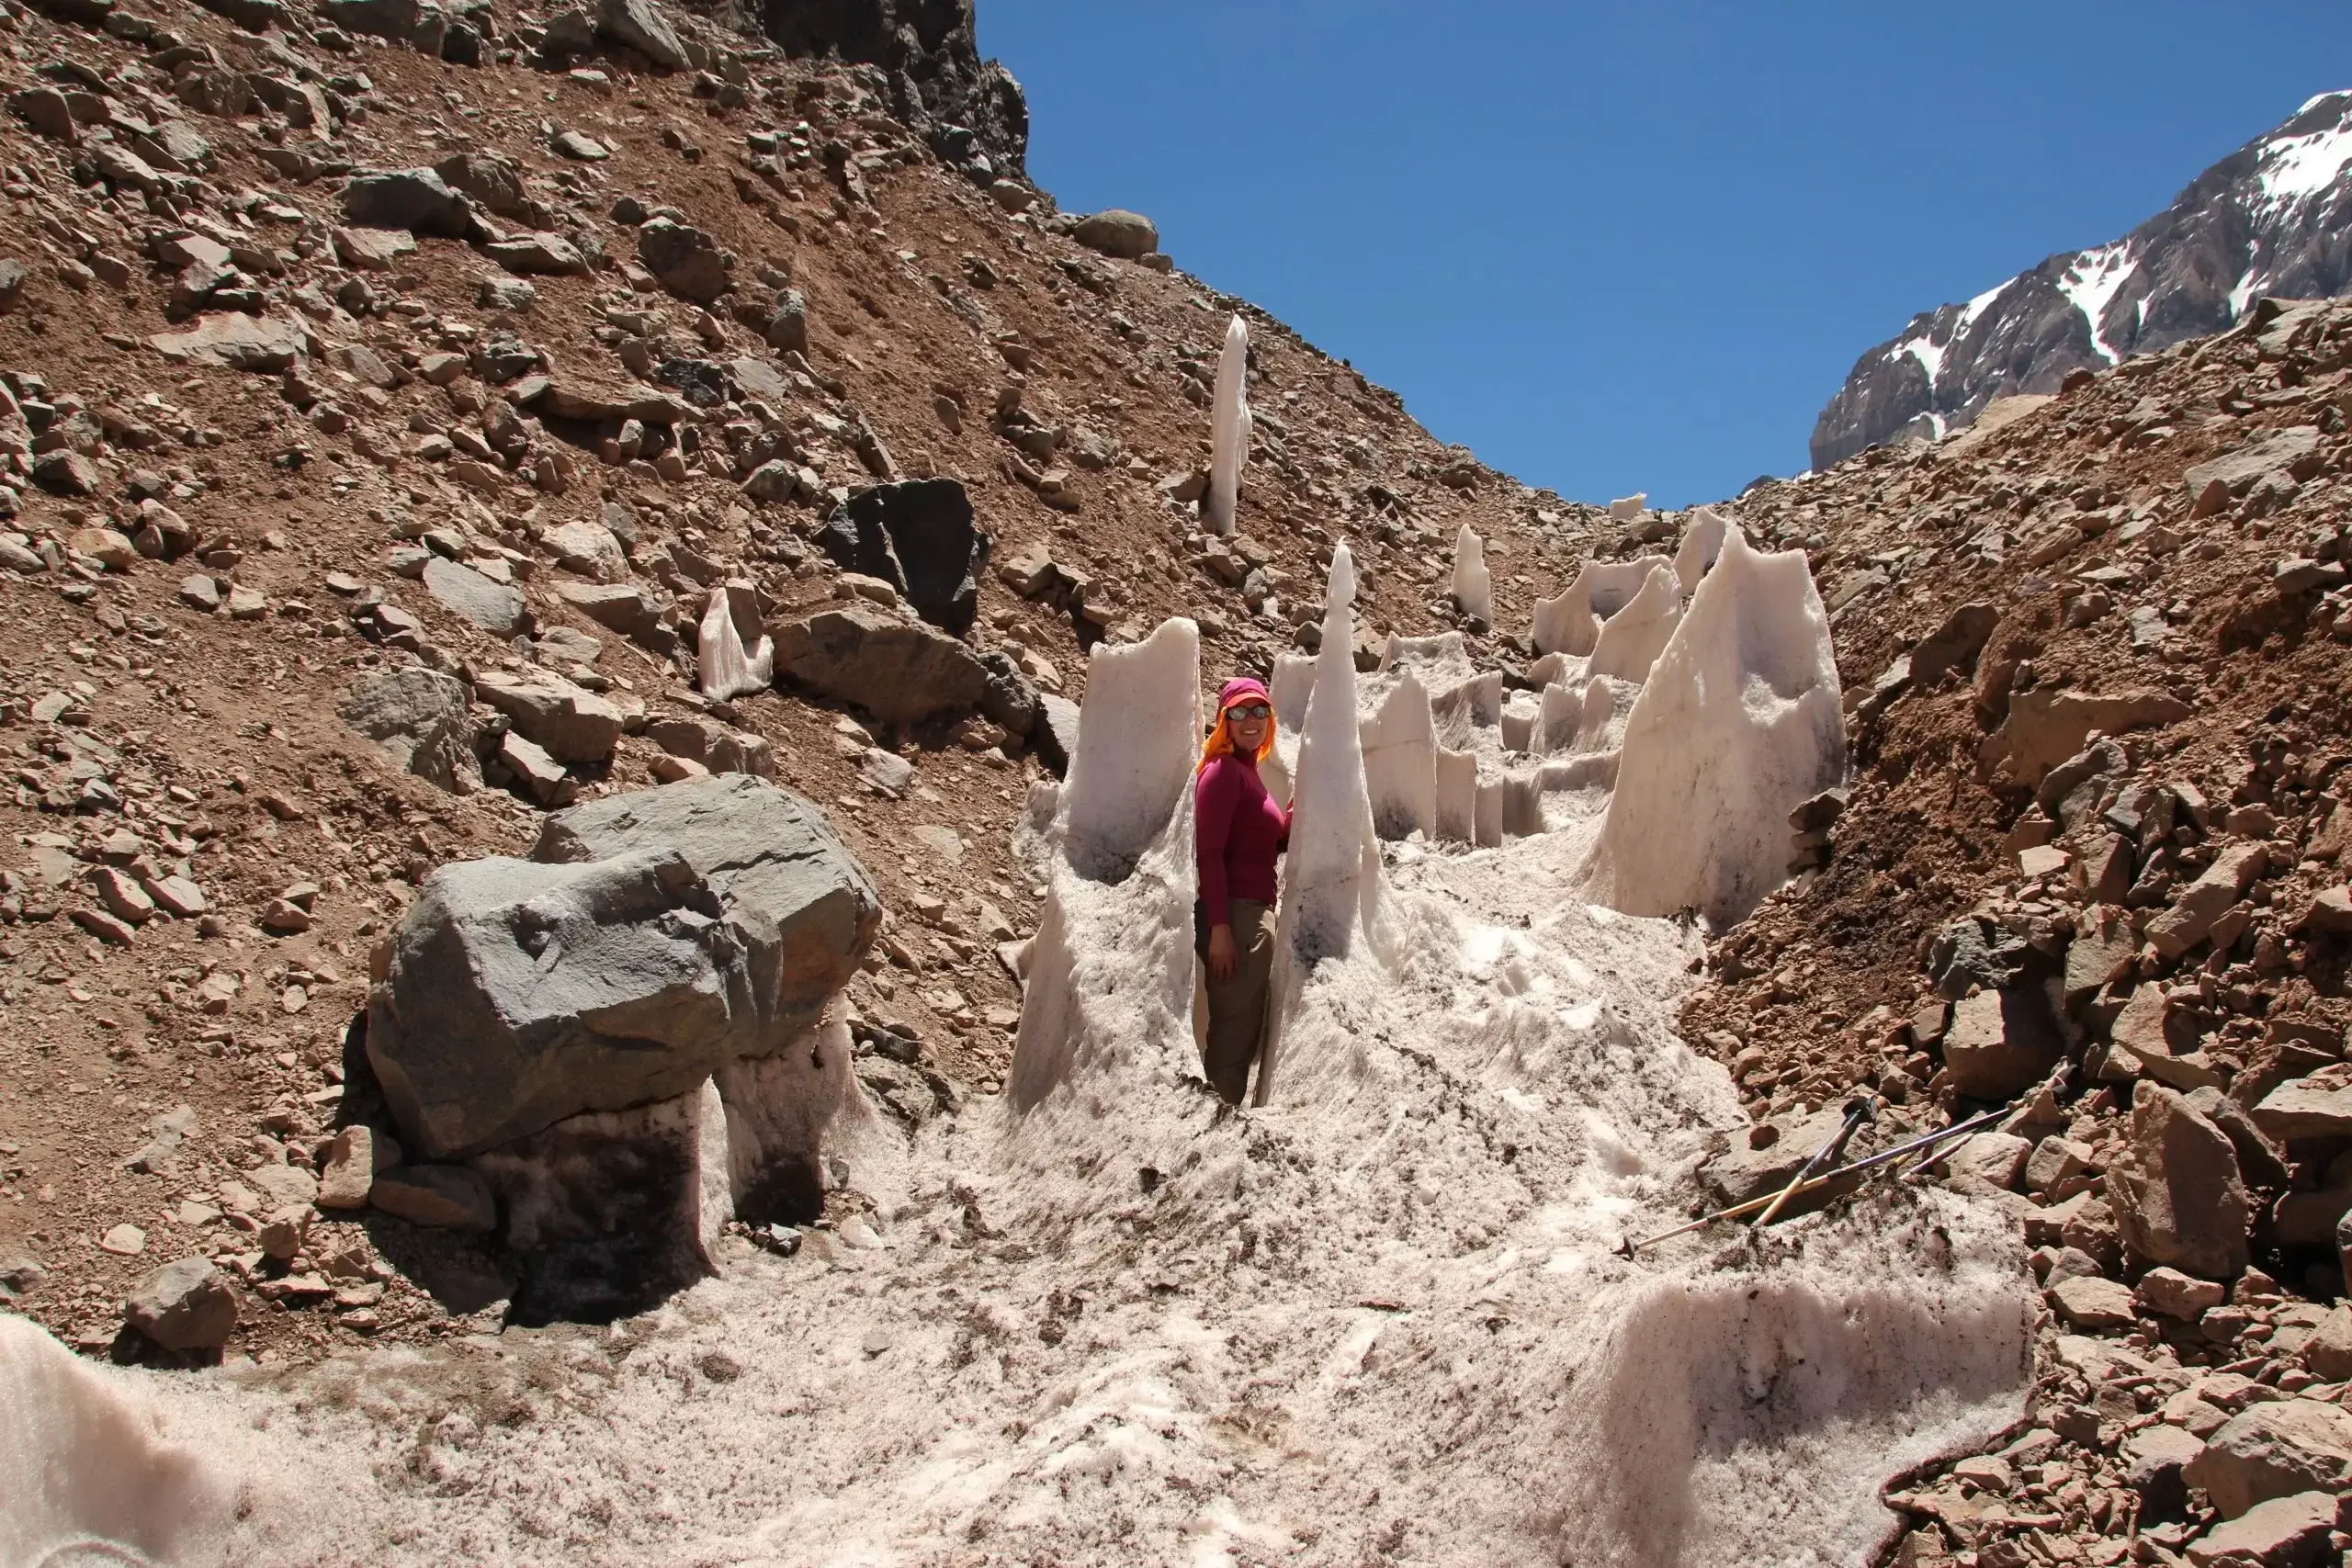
636, 218, 730, 305
341, 168, 490, 240
813, 478, 990, 635
655, 357, 729, 408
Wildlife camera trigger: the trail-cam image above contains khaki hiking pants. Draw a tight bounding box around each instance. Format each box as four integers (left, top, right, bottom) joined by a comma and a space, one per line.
1202, 898, 1272, 1104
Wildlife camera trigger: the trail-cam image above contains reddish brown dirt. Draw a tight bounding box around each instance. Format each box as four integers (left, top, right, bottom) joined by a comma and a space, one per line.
0, 0, 1601, 1361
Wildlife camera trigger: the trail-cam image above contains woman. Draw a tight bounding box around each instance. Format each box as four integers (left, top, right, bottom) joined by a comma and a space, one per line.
1195, 676, 1291, 1104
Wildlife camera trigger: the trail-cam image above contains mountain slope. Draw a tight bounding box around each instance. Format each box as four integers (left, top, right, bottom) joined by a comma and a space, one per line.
1812, 89, 2352, 469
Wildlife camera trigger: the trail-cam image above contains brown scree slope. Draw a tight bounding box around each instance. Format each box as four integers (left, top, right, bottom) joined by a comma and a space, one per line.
0, 0, 1606, 1359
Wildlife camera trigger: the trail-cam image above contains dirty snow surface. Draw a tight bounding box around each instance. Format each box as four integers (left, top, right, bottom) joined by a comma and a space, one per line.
10, 550, 2030, 1568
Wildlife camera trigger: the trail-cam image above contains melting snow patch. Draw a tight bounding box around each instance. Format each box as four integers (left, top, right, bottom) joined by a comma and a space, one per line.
2229, 265, 2264, 321
2056, 242, 2135, 364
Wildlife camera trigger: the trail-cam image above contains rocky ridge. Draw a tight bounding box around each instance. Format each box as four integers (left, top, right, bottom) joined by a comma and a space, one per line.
1693, 299, 2352, 1565
1813, 90, 2352, 471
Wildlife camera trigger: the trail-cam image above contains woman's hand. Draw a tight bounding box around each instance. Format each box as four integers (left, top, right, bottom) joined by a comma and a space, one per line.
1207, 923, 1238, 981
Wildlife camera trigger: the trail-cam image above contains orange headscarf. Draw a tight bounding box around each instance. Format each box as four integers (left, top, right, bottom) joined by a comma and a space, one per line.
1197, 677, 1276, 774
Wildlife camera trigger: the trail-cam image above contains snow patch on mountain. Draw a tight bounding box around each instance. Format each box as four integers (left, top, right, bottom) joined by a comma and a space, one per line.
2258, 115, 2352, 210
2057, 241, 2136, 363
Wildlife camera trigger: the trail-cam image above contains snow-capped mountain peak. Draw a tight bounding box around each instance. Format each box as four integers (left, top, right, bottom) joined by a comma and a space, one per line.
1811, 90, 2352, 469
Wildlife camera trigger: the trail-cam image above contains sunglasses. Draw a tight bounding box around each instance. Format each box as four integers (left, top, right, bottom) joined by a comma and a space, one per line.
1225, 704, 1271, 721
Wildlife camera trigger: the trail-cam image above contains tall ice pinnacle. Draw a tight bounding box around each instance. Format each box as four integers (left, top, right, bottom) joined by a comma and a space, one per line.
1205, 313, 1251, 536
1256, 544, 1383, 1103
697, 584, 775, 700
1452, 525, 1492, 626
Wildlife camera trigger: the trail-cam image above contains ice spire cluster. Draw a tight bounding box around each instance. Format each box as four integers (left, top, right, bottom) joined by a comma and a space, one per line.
1205, 313, 1251, 535
1584, 527, 1845, 922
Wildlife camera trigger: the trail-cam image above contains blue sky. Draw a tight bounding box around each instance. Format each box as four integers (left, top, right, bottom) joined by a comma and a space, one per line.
977, 2, 2352, 508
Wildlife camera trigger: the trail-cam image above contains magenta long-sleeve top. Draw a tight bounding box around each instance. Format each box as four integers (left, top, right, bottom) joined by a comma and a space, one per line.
1195, 753, 1291, 928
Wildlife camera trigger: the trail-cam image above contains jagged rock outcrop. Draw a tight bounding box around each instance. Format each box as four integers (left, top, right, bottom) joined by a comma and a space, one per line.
753, 0, 1028, 178
1813, 90, 2352, 468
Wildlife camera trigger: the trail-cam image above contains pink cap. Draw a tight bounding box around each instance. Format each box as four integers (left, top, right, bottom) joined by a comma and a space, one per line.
1217, 677, 1271, 711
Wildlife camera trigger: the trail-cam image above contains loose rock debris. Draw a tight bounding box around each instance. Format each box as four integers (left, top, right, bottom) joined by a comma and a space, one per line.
0, 0, 2345, 1561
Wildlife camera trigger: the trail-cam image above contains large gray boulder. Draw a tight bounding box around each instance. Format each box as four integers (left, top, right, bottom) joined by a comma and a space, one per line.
814, 479, 991, 635
596, 0, 689, 69
1072, 209, 1157, 260
536, 774, 878, 1018
338, 668, 479, 791
368, 775, 879, 1158
773, 599, 990, 726
2107, 1080, 2251, 1281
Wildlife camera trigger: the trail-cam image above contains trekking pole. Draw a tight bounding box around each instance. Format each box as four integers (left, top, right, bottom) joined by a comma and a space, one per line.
1750, 1098, 1872, 1232
1615, 1106, 2007, 1258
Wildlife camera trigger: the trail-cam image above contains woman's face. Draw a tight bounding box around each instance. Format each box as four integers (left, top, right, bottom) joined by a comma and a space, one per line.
1226, 702, 1270, 752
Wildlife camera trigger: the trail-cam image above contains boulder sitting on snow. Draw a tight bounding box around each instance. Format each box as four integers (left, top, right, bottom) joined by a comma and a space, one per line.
123, 1257, 237, 1351
367, 774, 879, 1158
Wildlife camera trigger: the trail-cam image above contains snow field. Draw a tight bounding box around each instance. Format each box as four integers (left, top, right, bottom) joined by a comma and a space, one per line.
0, 530, 2025, 1568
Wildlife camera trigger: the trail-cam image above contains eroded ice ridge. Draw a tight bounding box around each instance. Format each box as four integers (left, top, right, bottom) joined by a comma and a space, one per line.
3, 526, 2025, 1568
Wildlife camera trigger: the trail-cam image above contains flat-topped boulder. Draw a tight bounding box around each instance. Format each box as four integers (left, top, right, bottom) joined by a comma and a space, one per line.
773, 599, 991, 726
368, 775, 879, 1159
